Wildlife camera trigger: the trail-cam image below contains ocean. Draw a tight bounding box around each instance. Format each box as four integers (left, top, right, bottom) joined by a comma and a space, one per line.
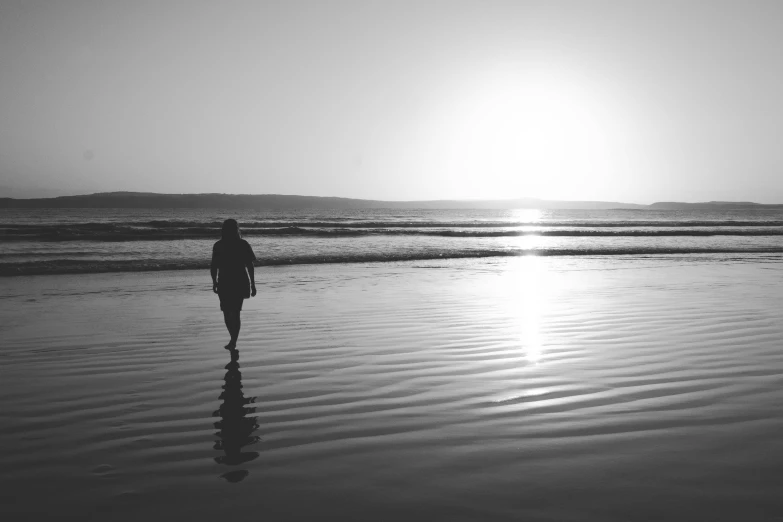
2, 207, 783, 275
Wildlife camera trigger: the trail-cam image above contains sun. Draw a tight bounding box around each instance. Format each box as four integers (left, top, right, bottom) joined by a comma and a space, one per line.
436, 65, 622, 200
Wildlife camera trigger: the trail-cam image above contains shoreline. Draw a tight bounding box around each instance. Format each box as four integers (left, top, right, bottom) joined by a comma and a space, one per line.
2, 249, 783, 277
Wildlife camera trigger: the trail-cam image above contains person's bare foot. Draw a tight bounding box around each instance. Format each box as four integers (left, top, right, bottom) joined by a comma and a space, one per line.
224, 340, 236, 350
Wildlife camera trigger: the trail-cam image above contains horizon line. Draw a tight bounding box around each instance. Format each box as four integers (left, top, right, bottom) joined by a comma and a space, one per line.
2, 190, 778, 206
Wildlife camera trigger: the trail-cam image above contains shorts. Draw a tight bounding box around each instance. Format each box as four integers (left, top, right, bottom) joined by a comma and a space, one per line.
218, 292, 245, 312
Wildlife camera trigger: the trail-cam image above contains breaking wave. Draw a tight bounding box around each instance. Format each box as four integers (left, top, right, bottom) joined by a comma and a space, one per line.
3, 247, 783, 276
3, 220, 783, 241
3, 208, 783, 275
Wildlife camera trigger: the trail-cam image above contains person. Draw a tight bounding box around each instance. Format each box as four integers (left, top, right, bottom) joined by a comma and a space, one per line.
211, 219, 257, 349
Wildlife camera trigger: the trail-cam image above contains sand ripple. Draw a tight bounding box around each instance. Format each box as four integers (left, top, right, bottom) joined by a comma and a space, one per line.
2, 258, 783, 520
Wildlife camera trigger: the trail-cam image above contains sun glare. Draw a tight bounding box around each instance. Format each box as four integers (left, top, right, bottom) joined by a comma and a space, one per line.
440, 66, 620, 199
508, 258, 549, 365
510, 208, 543, 223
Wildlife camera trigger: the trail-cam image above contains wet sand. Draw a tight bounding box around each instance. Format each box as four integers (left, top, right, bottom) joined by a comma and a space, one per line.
2, 257, 783, 521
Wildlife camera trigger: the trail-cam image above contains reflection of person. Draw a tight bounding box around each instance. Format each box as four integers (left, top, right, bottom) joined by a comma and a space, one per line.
213, 349, 260, 482
211, 219, 257, 349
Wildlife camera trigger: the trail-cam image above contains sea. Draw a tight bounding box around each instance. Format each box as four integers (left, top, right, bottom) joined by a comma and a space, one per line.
2, 207, 783, 276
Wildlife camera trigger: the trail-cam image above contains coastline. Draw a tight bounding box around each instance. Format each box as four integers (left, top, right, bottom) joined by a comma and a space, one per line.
3, 249, 783, 277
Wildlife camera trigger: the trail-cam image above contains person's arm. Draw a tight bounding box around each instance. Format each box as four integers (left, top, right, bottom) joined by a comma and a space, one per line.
210, 244, 219, 293
246, 242, 257, 297
248, 264, 256, 297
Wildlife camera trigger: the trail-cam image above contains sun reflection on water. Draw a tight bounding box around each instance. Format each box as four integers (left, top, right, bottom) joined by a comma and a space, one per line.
508, 257, 549, 365
509, 208, 543, 224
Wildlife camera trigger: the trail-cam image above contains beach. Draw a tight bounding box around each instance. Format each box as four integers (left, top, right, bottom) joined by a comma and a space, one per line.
2, 256, 783, 521
5, 0, 783, 518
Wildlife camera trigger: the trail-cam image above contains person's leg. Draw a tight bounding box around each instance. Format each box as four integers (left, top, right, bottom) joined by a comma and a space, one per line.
222, 310, 236, 349
223, 310, 232, 334
221, 295, 244, 348
227, 309, 242, 346
234, 310, 241, 342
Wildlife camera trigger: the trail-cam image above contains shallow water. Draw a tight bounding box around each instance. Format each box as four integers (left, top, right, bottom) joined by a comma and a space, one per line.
2, 256, 783, 520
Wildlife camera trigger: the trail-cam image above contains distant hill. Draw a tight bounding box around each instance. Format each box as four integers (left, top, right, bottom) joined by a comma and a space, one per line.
0, 192, 780, 210
649, 201, 783, 210
0, 192, 646, 210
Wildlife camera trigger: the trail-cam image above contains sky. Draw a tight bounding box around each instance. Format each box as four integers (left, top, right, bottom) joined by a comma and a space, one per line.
1, 0, 782, 203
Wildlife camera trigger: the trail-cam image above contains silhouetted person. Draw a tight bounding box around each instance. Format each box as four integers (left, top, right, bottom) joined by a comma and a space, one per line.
211, 219, 257, 349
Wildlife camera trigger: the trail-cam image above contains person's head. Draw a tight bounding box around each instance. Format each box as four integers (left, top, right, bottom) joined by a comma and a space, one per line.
221, 218, 241, 240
